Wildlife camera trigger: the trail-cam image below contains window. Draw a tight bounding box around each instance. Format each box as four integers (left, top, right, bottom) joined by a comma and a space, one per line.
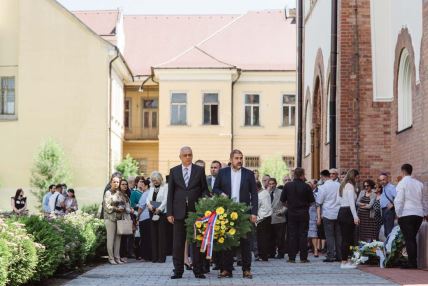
282, 156, 295, 168
282, 94, 296, 126
245, 156, 260, 168
203, 93, 219, 125
171, 93, 187, 125
244, 94, 260, 126
397, 48, 412, 131
1, 77, 15, 115
305, 101, 312, 156
124, 98, 131, 129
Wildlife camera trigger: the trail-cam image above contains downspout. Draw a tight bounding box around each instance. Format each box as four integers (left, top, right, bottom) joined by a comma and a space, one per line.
108, 46, 120, 175
353, 0, 361, 171
231, 68, 241, 151
329, 0, 338, 168
297, 0, 304, 167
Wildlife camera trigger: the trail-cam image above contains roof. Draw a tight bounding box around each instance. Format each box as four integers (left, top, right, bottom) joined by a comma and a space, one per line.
73, 10, 119, 36
74, 10, 295, 76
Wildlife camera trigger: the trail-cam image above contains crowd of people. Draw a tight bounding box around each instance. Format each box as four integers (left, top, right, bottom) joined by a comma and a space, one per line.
100, 146, 428, 279
10, 183, 78, 216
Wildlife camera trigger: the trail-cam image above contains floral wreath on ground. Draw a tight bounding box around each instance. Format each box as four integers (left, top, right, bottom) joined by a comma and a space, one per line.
351, 226, 406, 268
185, 196, 252, 258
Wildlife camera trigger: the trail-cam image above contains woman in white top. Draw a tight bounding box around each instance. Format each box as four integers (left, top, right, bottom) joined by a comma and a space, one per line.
256, 181, 273, 261
146, 171, 168, 263
337, 169, 360, 269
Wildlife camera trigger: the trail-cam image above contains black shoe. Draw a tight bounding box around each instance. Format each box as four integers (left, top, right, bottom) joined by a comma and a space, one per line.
185, 263, 192, 270
237, 260, 242, 266
195, 274, 206, 279
287, 259, 296, 263
170, 274, 182, 279
275, 254, 285, 259
300, 259, 310, 263
158, 260, 166, 263
212, 265, 220, 270
218, 270, 233, 278
323, 258, 336, 262
269, 254, 275, 259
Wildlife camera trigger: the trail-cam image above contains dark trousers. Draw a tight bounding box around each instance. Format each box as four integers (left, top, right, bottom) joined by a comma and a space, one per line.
287, 214, 309, 260
221, 237, 252, 272
323, 217, 342, 260
256, 216, 272, 260
338, 207, 355, 261
172, 219, 203, 275
139, 219, 152, 260
382, 207, 396, 238
120, 234, 133, 258
271, 222, 286, 257
151, 215, 167, 262
398, 215, 423, 267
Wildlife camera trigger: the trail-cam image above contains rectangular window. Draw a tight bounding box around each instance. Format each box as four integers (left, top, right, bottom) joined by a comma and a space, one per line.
203, 93, 219, 125
282, 94, 296, 126
244, 94, 260, 126
244, 156, 260, 168
282, 156, 295, 168
124, 98, 131, 129
152, 111, 158, 128
0, 77, 15, 115
171, 93, 187, 125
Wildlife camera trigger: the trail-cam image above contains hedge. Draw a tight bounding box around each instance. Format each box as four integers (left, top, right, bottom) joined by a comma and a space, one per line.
0, 211, 106, 286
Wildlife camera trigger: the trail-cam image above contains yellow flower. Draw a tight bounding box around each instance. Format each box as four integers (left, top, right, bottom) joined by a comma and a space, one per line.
196, 235, 203, 241
221, 220, 226, 225
216, 207, 225, 215
214, 225, 220, 231
230, 222, 235, 226
220, 230, 225, 235
195, 221, 202, 229
230, 212, 238, 220
218, 237, 225, 244
215, 220, 220, 225
205, 210, 212, 217
228, 228, 236, 235
221, 225, 226, 230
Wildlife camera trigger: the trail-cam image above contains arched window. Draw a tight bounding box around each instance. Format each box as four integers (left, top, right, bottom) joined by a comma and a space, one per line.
305, 101, 312, 156
397, 48, 412, 131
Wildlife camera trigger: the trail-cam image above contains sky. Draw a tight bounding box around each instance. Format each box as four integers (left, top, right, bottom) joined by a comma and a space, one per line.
57, 0, 296, 15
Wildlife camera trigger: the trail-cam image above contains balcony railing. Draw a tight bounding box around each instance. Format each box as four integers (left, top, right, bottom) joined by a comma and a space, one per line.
125, 127, 159, 140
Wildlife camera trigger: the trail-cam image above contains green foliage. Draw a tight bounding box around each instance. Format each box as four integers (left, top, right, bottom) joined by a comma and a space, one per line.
0, 237, 11, 286
81, 203, 101, 217
30, 139, 71, 209
17, 216, 65, 281
259, 154, 289, 182
186, 196, 252, 252
0, 220, 38, 286
115, 154, 139, 179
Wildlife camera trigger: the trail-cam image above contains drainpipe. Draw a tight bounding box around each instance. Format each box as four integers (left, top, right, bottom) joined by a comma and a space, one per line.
231, 68, 241, 151
296, 0, 304, 167
329, 0, 338, 168
108, 46, 120, 175
353, 0, 361, 171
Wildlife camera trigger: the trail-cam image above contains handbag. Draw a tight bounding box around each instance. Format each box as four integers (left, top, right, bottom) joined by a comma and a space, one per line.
117, 216, 133, 235
417, 221, 428, 269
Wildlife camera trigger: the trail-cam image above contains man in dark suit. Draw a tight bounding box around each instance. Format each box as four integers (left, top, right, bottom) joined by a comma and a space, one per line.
167, 146, 209, 279
213, 149, 258, 279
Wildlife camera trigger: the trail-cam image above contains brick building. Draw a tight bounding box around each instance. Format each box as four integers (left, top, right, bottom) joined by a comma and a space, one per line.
299, 0, 428, 186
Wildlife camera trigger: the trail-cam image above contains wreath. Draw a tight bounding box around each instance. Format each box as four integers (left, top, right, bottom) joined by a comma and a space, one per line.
185, 196, 252, 258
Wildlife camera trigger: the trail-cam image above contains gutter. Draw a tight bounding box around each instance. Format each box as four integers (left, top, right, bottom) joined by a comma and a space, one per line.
108, 46, 120, 175
231, 68, 242, 151
329, 0, 338, 168
297, 0, 304, 167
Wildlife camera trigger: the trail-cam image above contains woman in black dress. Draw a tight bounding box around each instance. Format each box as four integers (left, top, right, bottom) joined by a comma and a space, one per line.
357, 180, 377, 242
11, 188, 27, 216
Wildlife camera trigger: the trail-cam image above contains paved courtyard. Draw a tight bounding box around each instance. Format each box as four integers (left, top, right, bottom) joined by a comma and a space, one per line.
63, 256, 398, 286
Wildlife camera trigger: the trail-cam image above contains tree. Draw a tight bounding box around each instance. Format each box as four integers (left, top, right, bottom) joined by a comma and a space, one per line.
259, 155, 289, 183
115, 154, 139, 179
30, 139, 71, 209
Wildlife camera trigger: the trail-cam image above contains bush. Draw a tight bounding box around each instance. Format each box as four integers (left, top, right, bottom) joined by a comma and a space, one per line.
30, 138, 72, 209
0, 220, 39, 286
17, 216, 65, 281
115, 154, 139, 179
0, 236, 11, 286
81, 203, 101, 217
259, 154, 289, 182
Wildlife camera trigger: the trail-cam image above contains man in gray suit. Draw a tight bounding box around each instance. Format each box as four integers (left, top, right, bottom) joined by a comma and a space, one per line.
270, 178, 287, 258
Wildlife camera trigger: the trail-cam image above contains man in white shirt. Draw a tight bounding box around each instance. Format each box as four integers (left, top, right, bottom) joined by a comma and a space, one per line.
316, 170, 341, 262
394, 164, 428, 269
48, 184, 65, 215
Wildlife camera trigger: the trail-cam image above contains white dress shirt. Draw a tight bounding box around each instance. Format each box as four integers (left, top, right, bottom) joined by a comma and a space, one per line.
316, 180, 341, 220
231, 168, 241, 202
257, 189, 273, 223
48, 192, 65, 214
394, 175, 428, 218
338, 183, 358, 220
211, 177, 216, 189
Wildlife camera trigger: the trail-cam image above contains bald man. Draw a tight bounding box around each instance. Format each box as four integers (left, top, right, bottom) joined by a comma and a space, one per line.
167, 146, 209, 279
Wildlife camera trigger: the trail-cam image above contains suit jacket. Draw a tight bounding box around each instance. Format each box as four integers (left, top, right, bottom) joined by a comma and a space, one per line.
167, 164, 209, 220
206, 175, 216, 197
212, 167, 258, 216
